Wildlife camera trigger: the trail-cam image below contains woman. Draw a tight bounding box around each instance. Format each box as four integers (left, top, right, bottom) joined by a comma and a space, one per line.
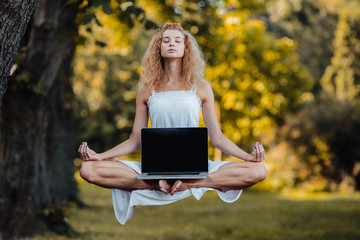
78, 23, 266, 223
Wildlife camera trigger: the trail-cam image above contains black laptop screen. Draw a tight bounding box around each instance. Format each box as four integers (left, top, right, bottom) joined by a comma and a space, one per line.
141, 127, 208, 173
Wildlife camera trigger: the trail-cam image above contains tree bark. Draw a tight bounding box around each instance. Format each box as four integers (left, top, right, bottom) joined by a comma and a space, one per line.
0, 0, 38, 108
0, 0, 81, 238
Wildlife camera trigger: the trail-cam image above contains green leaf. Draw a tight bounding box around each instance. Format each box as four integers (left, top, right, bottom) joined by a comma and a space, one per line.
82, 13, 102, 26
145, 20, 158, 30
82, 13, 94, 25
101, 2, 112, 14
89, 0, 102, 7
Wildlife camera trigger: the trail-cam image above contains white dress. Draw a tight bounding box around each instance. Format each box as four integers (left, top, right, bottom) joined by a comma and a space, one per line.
111, 89, 242, 224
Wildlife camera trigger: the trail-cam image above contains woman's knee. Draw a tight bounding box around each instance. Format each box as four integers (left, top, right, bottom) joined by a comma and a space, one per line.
80, 161, 97, 183
252, 162, 267, 184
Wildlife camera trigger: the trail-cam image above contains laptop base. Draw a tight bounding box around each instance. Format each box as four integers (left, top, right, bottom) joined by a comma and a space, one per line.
137, 172, 208, 180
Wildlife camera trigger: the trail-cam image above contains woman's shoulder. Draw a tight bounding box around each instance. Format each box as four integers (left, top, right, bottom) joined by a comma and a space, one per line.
198, 79, 213, 91
136, 84, 153, 103
196, 79, 213, 102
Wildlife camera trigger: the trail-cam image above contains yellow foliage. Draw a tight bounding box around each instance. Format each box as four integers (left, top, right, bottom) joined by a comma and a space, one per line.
116, 70, 132, 81
190, 25, 199, 34
116, 117, 128, 129
290, 128, 301, 139
222, 91, 237, 110
74, 170, 85, 183
251, 117, 273, 136
299, 176, 332, 192
123, 91, 136, 102
250, 107, 260, 117
236, 118, 251, 128
299, 92, 314, 103
227, 0, 240, 8
280, 36, 295, 47
247, 19, 265, 31
264, 50, 280, 62
253, 80, 266, 92
221, 80, 230, 89
320, 14, 360, 101
224, 16, 241, 26
93, 73, 104, 87
312, 136, 335, 167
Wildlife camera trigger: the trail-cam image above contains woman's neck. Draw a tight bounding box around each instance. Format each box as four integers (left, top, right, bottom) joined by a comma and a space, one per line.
163, 58, 182, 83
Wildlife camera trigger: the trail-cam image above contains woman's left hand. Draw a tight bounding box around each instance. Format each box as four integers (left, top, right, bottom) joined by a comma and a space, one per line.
247, 142, 265, 162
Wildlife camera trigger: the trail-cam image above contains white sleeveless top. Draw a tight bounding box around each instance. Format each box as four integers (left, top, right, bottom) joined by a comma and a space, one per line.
147, 88, 202, 128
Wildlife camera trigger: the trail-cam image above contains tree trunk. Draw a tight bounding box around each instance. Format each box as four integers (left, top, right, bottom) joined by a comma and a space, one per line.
0, 0, 81, 238
0, 0, 38, 108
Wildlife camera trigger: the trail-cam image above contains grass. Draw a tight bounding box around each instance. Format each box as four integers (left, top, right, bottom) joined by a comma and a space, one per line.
21, 183, 360, 240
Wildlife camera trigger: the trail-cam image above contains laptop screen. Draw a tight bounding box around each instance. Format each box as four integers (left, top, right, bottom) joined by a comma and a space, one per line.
141, 127, 208, 173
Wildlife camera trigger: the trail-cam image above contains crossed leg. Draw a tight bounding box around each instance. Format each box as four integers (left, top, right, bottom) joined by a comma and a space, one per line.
80, 160, 266, 194
80, 161, 159, 191
167, 161, 266, 194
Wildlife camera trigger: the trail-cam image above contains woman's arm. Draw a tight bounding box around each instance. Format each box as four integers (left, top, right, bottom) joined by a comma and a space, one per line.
198, 81, 264, 162
78, 85, 150, 161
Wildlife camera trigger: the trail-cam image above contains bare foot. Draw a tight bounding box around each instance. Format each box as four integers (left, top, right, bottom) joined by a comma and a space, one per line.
170, 180, 190, 195
168, 180, 229, 194
158, 179, 171, 194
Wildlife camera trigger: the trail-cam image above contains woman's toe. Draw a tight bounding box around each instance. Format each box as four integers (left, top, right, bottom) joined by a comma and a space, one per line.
159, 180, 170, 193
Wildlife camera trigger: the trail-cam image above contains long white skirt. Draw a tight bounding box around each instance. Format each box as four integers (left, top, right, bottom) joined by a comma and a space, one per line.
111, 160, 243, 224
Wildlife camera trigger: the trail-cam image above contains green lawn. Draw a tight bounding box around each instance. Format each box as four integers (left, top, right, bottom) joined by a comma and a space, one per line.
23, 183, 360, 240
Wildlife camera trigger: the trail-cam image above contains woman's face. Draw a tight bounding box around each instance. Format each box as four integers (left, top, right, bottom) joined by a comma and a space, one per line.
160, 29, 185, 59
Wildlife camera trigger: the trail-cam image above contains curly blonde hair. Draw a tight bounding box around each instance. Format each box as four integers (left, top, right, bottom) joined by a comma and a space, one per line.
139, 23, 206, 90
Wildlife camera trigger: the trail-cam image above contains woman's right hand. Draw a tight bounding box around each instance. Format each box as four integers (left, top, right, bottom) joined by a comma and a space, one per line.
247, 142, 265, 162
78, 142, 103, 161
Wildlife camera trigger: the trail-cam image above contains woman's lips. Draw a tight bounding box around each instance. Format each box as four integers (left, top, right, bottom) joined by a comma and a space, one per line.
168, 49, 177, 52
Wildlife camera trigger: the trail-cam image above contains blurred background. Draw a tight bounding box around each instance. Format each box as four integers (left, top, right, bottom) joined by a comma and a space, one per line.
72, 0, 360, 193
1, 0, 359, 239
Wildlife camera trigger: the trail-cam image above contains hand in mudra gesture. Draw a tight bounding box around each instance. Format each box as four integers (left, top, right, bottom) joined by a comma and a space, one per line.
247, 142, 265, 162
78, 142, 102, 161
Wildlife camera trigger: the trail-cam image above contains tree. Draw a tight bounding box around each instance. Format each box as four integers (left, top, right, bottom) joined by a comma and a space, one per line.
208, 4, 312, 149
265, 0, 338, 93
265, 0, 360, 191
0, 0, 82, 237
0, 0, 38, 107
73, 1, 158, 152
321, 5, 360, 101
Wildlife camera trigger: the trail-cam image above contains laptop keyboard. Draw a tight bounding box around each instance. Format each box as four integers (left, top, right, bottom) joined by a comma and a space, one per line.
148, 172, 200, 176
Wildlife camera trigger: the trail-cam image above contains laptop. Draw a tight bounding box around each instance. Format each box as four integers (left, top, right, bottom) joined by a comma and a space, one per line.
136, 127, 209, 180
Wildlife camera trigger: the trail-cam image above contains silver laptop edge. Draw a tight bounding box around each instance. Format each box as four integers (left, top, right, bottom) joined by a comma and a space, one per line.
137, 172, 207, 180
